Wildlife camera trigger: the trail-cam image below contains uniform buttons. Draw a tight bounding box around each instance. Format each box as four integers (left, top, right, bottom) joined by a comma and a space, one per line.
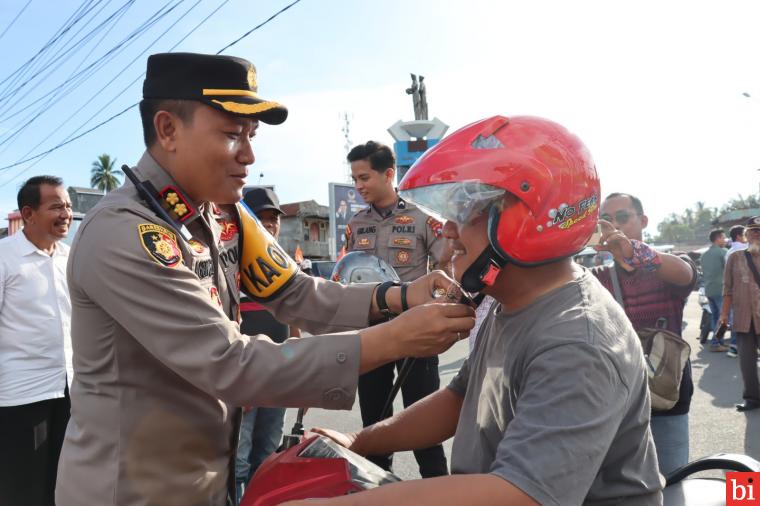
336, 352, 347, 364
323, 388, 344, 403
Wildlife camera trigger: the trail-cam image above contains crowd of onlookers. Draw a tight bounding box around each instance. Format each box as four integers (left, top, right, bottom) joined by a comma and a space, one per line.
699, 223, 760, 412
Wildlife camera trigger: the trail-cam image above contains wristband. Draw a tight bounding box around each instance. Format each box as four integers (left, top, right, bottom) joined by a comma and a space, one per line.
375, 281, 400, 318
400, 282, 411, 312
622, 239, 662, 272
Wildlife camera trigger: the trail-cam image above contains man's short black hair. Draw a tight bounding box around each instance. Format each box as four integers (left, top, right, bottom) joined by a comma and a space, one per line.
17, 175, 64, 211
139, 99, 198, 147
729, 225, 745, 241
604, 192, 644, 215
709, 228, 725, 243
346, 141, 395, 172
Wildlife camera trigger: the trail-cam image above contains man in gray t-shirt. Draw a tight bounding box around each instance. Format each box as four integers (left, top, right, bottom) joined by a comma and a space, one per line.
448, 271, 662, 505
307, 115, 664, 506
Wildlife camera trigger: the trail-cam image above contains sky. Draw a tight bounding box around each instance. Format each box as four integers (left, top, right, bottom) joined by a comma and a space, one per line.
1, 0, 759, 236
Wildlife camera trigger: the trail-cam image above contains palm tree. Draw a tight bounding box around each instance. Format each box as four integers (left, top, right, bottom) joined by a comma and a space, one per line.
90, 154, 123, 193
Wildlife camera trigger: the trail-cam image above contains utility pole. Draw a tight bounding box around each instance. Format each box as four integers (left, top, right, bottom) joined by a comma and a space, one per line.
341, 111, 353, 183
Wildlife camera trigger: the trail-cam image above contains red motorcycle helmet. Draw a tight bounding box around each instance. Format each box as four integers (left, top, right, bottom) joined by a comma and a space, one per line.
399, 115, 600, 292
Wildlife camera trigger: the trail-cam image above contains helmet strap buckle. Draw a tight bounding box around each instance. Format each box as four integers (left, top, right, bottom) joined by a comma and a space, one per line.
481, 264, 501, 286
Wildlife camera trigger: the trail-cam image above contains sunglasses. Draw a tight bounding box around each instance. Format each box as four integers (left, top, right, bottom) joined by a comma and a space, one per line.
600, 210, 640, 225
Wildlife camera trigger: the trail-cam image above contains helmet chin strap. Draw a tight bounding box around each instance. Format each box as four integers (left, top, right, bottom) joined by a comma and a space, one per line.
460, 207, 508, 293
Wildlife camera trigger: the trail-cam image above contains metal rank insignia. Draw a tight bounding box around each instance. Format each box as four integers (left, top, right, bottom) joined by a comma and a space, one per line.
159, 186, 196, 222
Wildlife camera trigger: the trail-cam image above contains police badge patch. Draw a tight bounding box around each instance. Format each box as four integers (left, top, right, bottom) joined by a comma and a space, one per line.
188, 239, 206, 254
138, 224, 182, 268
427, 217, 444, 238
210, 286, 222, 306
218, 220, 239, 242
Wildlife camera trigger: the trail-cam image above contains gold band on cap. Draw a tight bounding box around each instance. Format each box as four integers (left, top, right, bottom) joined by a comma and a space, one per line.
203, 89, 259, 98
210, 99, 283, 115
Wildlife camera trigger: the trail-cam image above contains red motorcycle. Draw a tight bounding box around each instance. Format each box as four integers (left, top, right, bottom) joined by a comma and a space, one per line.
240, 409, 401, 506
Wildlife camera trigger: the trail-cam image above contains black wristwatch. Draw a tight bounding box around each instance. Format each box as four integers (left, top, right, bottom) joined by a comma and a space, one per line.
375, 281, 401, 319
400, 282, 411, 312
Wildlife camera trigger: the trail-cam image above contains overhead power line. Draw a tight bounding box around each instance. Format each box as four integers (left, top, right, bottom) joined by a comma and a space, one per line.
0, 0, 98, 98
216, 0, 301, 54
0, 0, 231, 188
3, 0, 209, 162
0, 0, 196, 156
0, 0, 305, 174
0, 0, 33, 44
0, 0, 176, 112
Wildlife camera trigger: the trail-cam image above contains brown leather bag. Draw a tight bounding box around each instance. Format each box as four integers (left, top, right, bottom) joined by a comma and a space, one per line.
609, 267, 691, 411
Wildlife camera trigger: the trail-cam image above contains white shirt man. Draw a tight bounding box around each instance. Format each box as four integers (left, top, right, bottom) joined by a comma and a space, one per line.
0, 176, 73, 506
0, 231, 72, 405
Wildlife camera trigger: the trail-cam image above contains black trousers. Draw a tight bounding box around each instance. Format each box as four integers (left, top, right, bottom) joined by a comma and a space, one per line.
737, 323, 760, 402
0, 387, 71, 506
358, 356, 448, 477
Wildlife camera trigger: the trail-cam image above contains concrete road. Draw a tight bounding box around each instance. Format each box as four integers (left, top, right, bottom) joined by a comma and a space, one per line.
283, 291, 760, 481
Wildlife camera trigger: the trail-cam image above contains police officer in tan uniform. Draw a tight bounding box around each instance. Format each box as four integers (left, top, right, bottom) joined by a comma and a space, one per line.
56, 53, 474, 506
345, 141, 450, 477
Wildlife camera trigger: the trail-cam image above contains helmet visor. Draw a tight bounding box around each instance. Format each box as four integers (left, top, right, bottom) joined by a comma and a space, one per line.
400, 181, 505, 225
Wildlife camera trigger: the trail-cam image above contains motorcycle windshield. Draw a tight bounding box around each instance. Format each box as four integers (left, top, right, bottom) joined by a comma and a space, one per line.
299, 436, 402, 489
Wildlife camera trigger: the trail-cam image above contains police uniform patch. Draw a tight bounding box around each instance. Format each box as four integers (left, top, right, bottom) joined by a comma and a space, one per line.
210, 286, 222, 306
218, 220, 239, 242
188, 239, 206, 254
138, 224, 182, 268
395, 215, 414, 225
358, 237, 371, 247
396, 250, 411, 264
159, 186, 196, 222
427, 217, 444, 238
393, 237, 412, 246
345, 224, 352, 241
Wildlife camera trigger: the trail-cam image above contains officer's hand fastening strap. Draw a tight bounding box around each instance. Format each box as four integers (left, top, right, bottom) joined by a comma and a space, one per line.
237, 202, 298, 301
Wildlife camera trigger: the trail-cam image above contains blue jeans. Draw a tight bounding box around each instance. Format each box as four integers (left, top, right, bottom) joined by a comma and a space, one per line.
650, 413, 689, 476
707, 296, 724, 346
235, 407, 286, 501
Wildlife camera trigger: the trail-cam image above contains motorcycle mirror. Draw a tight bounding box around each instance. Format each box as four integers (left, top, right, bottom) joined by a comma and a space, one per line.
330, 252, 401, 285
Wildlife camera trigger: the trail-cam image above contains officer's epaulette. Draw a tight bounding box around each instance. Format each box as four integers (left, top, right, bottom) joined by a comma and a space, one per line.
157, 185, 197, 223
137, 179, 193, 239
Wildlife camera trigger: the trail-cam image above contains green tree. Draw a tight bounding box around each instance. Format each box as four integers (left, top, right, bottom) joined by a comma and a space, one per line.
90, 154, 123, 193
721, 193, 760, 212
654, 203, 719, 244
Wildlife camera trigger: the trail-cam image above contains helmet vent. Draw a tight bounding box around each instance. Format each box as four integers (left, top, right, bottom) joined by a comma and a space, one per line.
471, 134, 504, 150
